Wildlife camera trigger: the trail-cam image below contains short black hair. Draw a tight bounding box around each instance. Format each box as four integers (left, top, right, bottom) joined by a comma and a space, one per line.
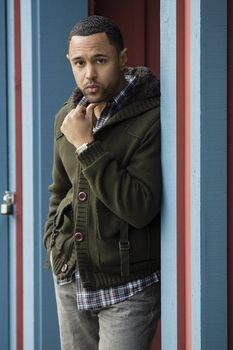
67, 15, 124, 54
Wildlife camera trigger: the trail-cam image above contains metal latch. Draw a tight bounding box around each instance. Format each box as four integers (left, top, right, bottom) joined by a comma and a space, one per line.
1, 191, 16, 215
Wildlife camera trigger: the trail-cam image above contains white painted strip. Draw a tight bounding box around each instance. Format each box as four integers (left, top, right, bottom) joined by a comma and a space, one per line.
20, 0, 35, 348
160, 0, 178, 348
190, 1, 201, 349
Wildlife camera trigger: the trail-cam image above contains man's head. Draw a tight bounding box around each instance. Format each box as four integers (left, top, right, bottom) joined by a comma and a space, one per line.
67, 15, 124, 55
67, 16, 128, 103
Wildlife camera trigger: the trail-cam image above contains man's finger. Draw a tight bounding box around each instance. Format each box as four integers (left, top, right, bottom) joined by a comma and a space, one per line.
86, 103, 97, 124
74, 104, 87, 115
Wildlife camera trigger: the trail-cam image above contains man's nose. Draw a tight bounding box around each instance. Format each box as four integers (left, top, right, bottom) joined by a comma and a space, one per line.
85, 64, 97, 80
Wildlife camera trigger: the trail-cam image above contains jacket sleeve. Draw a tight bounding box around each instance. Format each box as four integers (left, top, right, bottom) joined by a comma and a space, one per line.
78, 118, 161, 228
43, 112, 72, 249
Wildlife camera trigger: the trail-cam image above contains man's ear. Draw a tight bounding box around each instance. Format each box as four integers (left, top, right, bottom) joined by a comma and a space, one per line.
119, 48, 128, 70
66, 54, 70, 61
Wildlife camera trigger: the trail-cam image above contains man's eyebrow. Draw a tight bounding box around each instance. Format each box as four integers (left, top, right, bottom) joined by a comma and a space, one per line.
70, 55, 83, 61
93, 54, 109, 57
71, 53, 109, 61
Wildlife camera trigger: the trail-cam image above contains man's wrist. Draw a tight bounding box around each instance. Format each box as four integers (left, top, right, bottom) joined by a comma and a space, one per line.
75, 140, 95, 155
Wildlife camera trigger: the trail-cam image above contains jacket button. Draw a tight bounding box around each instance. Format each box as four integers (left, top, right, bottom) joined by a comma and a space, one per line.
78, 191, 87, 202
61, 263, 68, 273
74, 232, 84, 242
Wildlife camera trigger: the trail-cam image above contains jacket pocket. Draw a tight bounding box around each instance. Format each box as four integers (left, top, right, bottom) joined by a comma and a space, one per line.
51, 234, 74, 275
96, 209, 121, 239
128, 226, 151, 263
55, 197, 73, 229
51, 199, 74, 275
96, 209, 122, 273
96, 209, 151, 273
97, 237, 121, 274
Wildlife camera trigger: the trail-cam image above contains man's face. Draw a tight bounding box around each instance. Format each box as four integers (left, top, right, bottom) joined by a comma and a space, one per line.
67, 32, 127, 103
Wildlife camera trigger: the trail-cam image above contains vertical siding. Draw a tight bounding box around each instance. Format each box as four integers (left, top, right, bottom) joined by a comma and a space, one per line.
161, 1, 228, 349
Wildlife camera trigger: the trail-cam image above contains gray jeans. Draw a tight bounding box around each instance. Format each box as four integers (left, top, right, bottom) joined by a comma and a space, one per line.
52, 274, 160, 350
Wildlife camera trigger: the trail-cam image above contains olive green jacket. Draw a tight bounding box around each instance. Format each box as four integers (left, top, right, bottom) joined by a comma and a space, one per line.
44, 67, 161, 289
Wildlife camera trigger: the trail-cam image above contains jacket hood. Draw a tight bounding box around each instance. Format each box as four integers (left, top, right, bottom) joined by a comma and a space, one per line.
71, 66, 160, 107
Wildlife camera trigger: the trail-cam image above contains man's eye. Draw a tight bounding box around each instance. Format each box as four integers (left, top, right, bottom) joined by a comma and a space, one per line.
96, 58, 107, 64
75, 60, 85, 66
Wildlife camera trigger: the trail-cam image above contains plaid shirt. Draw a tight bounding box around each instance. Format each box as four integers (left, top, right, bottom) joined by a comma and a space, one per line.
76, 271, 160, 310
74, 74, 160, 310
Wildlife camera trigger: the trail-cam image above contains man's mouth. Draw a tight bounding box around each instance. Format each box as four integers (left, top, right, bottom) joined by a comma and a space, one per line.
86, 85, 100, 94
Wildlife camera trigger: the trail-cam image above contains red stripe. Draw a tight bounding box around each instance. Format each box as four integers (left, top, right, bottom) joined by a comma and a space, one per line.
14, 0, 23, 349
176, 0, 192, 349
228, 1, 233, 348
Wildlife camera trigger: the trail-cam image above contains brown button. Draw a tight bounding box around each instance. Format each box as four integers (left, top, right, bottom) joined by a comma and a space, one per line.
61, 263, 68, 273
74, 232, 84, 242
78, 191, 87, 202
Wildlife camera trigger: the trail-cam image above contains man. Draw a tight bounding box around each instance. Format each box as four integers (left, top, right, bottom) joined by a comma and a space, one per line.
44, 15, 161, 350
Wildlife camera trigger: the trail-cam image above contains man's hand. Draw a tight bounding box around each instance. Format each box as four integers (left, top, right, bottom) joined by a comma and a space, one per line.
60, 104, 96, 148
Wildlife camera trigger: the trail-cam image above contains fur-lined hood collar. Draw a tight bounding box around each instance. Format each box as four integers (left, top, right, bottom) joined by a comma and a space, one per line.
70, 66, 160, 106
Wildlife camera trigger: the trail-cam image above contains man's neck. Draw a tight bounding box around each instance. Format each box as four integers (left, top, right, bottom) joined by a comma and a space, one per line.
94, 103, 107, 119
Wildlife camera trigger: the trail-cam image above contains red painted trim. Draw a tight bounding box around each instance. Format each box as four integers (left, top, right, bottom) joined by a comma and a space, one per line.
88, 0, 95, 15
176, 0, 192, 349
228, 0, 233, 348
14, 0, 23, 349
93, 0, 146, 67
145, 0, 160, 78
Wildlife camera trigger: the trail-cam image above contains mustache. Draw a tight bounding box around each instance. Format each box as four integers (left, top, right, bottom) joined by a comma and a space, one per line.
84, 82, 101, 88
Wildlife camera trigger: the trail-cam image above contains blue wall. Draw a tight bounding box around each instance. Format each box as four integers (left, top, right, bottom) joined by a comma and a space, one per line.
31, 1, 88, 349
199, 0, 227, 347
